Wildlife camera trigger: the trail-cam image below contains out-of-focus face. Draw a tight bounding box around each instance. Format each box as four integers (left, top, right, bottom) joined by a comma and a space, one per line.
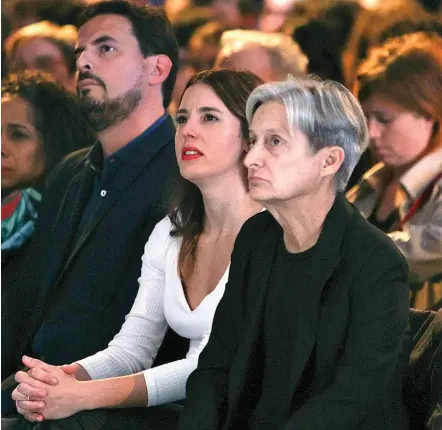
362, 94, 434, 167
216, 45, 275, 82
76, 14, 151, 130
1, 96, 46, 190
175, 83, 245, 185
11, 38, 74, 91
245, 101, 324, 203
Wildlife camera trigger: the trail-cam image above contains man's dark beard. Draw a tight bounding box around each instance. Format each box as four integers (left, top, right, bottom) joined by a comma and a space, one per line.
80, 87, 142, 132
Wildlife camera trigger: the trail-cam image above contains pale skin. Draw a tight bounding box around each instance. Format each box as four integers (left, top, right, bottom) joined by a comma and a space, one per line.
245, 101, 345, 253
12, 82, 262, 422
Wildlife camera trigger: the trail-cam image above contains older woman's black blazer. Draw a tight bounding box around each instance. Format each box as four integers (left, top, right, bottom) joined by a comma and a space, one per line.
179, 194, 410, 430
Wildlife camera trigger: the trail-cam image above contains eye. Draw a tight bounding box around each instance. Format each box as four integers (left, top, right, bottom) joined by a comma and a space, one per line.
377, 116, 394, 125
269, 136, 282, 146
202, 113, 218, 122
100, 45, 116, 54
175, 115, 187, 125
9, 130, 30, 140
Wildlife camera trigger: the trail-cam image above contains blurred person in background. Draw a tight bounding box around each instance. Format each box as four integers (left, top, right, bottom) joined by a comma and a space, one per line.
348, 32, 442, 310
292, 1, 363, 85
1, 71, 94, 264
342, 0, 440, 91
169, 7, 213, 115
2, 14, 12, 78
188, 21, 232, 71
291, 0, 372, 189
215, 29, 308, 82
258, 0, 297, 32
8, 0, 85, 31
5, 21, 78, 92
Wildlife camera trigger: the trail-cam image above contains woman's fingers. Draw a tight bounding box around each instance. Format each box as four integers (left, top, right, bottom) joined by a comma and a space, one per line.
16, 399, 45, 411
28, 366, 58, 385
17, 407, 44, 423
24, 413, 44, 422
12, 382, 47, 400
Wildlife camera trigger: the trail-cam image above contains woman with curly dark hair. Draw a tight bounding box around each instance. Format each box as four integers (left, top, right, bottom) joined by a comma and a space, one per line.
1, 71, 94, 259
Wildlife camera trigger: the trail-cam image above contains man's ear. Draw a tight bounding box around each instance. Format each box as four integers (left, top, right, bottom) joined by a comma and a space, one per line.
146, 54, 173, 86
320, 146, 345, 179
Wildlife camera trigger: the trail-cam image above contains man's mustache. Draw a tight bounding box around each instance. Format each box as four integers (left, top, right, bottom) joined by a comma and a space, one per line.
77, 72, 106, 91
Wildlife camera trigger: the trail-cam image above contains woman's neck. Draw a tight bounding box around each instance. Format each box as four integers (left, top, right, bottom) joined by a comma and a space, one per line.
199, 172, 262, 237
266, 187, 336, 253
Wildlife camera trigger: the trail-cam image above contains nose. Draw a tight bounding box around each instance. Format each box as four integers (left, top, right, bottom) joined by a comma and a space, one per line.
76, 50, 92, 72
180, 117, 198, 140
366, 117, 383, 140
244, 143, 264, 170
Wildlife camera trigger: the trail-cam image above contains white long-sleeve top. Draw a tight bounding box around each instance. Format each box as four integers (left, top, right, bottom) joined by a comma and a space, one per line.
76, 216, 228, 406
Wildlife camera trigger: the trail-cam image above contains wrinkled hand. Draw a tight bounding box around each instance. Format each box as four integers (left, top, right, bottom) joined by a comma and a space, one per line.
12, 356, 80, 422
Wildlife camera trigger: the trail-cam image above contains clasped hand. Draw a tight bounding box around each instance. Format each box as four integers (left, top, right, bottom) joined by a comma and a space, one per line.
12, 355, 80, 422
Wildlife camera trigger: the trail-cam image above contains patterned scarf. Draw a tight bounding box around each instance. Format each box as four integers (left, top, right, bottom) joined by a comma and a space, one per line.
1, 188, 42, 251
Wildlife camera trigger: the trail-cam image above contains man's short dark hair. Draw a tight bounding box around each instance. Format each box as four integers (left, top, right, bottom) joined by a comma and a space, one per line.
78, 0, 179, 108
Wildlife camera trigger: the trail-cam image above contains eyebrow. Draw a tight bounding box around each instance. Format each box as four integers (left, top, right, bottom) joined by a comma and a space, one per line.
249, 127, 290, 135
74, 35, 118, 55
176, 106, 224, 115
7, 123, 30, 130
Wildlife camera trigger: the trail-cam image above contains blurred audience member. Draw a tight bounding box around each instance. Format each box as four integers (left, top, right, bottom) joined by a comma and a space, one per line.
5, 21, 77, 92
170, 7, 213, 114
348, 32, 442, 309
215, 29, 307, 81
289, 1, 385, 190
9, 0, 85, 31
211, 0, 242, 27
164, 0, 192, 22
188, 21, 232, 71
342, 0, 439, 90
293, 1, 363, 84
2, 14, 12, 79
416, 0, 441, 13
258, 0, 297, 32
172, 7, 213, 51
1, 71, 93, 263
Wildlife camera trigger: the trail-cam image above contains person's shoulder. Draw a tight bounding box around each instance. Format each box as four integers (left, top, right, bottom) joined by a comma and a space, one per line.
153, 215, 174, 236
145, 215, 179, 255
237, 210, 275, 241
346, 203, 407, 269
49, 147, 91, 182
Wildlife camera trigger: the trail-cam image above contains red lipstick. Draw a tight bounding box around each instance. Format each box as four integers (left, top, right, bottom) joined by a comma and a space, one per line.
182, 146, 203, 161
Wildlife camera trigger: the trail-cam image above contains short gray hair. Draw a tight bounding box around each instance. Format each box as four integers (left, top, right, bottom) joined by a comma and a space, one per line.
218, 29, 308, 79
246, 77, 369, 191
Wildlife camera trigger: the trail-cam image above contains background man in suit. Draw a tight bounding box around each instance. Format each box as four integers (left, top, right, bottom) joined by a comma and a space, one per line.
2, 0, 179, 411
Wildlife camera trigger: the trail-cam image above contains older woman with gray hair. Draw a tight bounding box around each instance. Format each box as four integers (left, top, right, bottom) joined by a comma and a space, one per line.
179, 77, 410, 430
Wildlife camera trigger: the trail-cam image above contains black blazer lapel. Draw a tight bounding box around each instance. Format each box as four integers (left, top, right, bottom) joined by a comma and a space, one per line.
57, 165, 95, 261
289, 194, 352, 396
226, 217, 280, 424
